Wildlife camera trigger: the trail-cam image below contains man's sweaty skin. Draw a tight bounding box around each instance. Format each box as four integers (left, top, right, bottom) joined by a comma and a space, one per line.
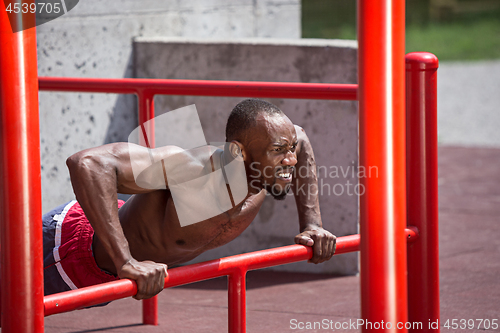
66, 113, 336, 300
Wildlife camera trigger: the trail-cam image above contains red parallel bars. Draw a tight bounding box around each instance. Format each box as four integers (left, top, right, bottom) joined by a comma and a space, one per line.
0, 2, 44, 332
43, 239, 341, 315
38, 77, 358, 162
37, 77, 359, 328
45, 231, 418, 322
406, 52, 440, 332
358, 1, 408, 332
0, 1, 437, 331
37, 78, 358, 328
38, 77, 358, 158
38, 77, 358, 100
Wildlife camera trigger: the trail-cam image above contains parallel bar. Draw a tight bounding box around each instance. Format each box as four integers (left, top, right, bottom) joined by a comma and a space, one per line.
137, 92, 155, 148
142, 297, 159, 326
406, 52, 440, 332
138, 91, 158, 324
0, 3, 44, 332
228, 270, 247, 333
358, 0, 408, 332
44, 279, 138, 316
38, 77, 358, 101
44, 244, 311, 316
44, 231, 418, 316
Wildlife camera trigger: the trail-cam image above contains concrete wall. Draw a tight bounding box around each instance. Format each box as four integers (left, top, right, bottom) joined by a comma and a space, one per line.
37, 0, 301, 212
134, 38, 359, 274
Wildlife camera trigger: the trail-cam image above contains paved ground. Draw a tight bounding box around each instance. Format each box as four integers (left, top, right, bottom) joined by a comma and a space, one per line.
438, 60, 500, 148
42, 145, 500, 332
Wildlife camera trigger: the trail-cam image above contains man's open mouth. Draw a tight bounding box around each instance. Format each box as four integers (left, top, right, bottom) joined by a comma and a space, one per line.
276, 168, 294, 182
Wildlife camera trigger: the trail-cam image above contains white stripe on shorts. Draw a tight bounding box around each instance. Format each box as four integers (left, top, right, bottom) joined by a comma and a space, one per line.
52, 200, 78, 290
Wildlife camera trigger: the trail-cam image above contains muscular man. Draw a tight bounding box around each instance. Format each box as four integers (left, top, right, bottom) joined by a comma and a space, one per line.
42, 99, 336, 300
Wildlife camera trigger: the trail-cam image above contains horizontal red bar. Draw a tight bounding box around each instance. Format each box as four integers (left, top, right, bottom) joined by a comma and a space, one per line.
44, 244, 312, 316
38, 77, 358, 101
44, 229, 418, 316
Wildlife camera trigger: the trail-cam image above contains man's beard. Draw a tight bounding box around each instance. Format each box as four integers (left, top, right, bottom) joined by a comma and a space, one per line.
263, 182, 291, 201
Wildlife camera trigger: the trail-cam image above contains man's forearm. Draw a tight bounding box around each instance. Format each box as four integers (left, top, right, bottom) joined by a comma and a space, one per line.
291, 126, 337, 264
292, 125, 323, 231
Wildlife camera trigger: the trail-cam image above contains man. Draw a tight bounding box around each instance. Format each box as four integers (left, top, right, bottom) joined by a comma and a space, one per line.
43, 98, 336, 300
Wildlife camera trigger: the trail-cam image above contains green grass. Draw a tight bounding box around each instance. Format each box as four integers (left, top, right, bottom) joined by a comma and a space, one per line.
406, 19, 500, 61
302, 0, 357, 40
302, 1, 500, 61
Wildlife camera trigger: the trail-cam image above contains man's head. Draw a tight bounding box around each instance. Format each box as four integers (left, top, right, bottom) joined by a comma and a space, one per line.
225, 99, 298, 200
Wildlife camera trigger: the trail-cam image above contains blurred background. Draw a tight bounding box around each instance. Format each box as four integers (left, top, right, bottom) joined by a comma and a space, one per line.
303, 0, 500, 147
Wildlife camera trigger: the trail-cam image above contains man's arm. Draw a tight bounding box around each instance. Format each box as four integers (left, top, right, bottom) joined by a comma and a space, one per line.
291, 125, 336, 264
66, 142, 181, 299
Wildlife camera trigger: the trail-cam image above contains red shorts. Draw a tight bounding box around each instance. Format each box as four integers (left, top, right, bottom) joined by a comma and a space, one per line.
43, 200, 124, 294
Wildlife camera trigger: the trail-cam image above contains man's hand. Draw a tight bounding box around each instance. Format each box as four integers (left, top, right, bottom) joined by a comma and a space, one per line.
118, 259, 168, 300
294, 227, 336, 264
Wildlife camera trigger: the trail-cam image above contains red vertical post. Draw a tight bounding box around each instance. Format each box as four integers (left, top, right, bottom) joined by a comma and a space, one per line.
228, 269, 246, 333
138, 91, 155, 148
138, 91, 158, 325
0, 2, 44, 332
406, 52, 440, 332
142, 296, 159, 325
358, 1, 408, 332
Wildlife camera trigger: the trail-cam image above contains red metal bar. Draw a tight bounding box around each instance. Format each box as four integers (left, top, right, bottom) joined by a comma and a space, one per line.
38, 77, 358, 101
138, 91, 155, 148
0, 3, 44, 332
358, 0, 408, 331
406, 52, 440, 332
37, 76, 356, 326
228, 269, 247, 333
44, 244, 312, 315
138, 91, 158, 324
44, 231, 418, 316
44, 279, 138, 316
142, 297, 159, 326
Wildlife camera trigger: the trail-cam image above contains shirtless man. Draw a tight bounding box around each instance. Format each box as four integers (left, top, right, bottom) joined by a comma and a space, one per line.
43, 99, 336, 300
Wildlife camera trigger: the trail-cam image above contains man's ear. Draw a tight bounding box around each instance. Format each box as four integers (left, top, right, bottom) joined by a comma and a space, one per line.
229, 140, 245, 161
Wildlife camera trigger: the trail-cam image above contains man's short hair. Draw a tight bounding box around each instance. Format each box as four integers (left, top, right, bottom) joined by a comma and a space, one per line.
225, 99, 284, 142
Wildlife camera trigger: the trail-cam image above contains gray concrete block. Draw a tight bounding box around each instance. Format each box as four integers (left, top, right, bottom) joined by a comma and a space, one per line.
134, 38, 359, 274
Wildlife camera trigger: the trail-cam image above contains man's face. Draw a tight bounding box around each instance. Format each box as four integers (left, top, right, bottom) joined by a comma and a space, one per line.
243, 113, 298, 200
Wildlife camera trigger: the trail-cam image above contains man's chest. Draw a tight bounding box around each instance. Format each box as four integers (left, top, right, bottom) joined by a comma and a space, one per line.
163, 191, 265, 250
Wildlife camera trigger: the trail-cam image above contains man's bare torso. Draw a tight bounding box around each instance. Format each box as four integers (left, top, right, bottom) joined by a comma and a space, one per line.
65, 106, 335, 301
92, 148, 266, 274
